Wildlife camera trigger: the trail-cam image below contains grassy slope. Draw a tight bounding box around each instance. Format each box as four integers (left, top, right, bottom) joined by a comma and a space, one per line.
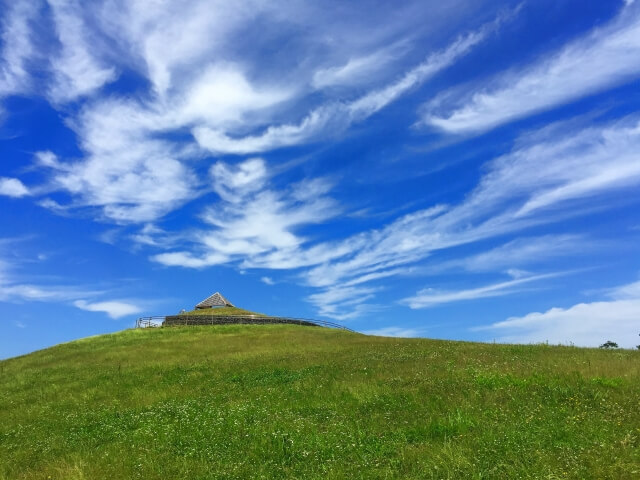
181, 307, 266, 316
0, 325, 638, 480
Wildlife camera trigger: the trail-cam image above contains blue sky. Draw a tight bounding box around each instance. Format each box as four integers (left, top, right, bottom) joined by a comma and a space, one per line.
2, 0, 640, 358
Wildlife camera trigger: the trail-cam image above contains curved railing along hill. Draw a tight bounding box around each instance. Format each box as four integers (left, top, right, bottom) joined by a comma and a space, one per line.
135, 315, 355, 332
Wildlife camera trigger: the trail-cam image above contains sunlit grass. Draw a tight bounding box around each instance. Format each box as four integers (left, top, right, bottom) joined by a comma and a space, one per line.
0, 325, 638, 479
181, 306, 266, 316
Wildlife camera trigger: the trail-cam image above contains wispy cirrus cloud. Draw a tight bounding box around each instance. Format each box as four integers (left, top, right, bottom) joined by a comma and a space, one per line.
0, 277, 144, 319
422, 2, 640, 134
151, 157, 340, 268
0, 242, 144, 319
424, 234, 585, 275
302, 116, 640, 316
193, 27, 489, 155
47, 0, 117, 102
606, 279, 640, 300
3, 0, 640, 326
37, 59, 294, 224
0, 0, 36, 98
0, 282, 93, 303
96, 0, 275, 96
402, 272, 560, 309
311, 45, 403, 90
4, 1, 499, 223
307, 285, 381, 320
148, 115, 640, 319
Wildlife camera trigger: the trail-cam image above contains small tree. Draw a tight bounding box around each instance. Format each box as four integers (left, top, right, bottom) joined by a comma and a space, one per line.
599, 340, 618, 349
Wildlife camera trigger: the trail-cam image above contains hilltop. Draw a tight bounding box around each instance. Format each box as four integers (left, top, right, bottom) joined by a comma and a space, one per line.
181, 306, 266, 316
1, 325, 638, 479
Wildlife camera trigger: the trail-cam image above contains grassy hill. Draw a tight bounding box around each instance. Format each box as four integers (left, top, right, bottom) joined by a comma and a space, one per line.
1, 325, 638, 479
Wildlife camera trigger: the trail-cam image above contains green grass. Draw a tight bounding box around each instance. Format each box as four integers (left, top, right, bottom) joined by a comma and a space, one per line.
181, 306, 266, 316
1, 325, 639, 479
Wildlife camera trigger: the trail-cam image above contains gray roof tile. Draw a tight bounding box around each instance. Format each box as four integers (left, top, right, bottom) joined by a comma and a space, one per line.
195, 292, 234, 309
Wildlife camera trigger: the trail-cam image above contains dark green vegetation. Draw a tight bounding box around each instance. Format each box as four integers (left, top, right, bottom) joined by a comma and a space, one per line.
599, 340, 619, 349
1, 325, 639, 479
183, 306, 266, 316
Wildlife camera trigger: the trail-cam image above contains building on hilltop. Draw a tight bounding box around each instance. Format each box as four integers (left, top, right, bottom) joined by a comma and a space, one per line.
154, 290, 352, 330
195, 292, 234, 310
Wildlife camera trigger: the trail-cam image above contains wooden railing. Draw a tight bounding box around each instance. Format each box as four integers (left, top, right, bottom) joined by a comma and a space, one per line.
135, 315, 355, 332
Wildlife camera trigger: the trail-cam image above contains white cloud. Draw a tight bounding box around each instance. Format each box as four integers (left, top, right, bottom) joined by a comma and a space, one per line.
23, 4, 294, 224
349, 31, 486, 119
489, 119, 640, 218
31, 44, 294, 224
301, 205, 449, 289
422, 3, 640, 134
151, 158, 340, 268
311, 46, 401, 89
0, 1, 36, 97
505, 268, 529, 279
0, 255, 67, 318
0, 280, 98, 303
152, 251, 229, 269
0, 177, 30, 197
261, 276, 274, 285
36, 105, 201, 223
151, 115, 640, 318
177, 63, 290, 127
98, 0, 270, 96
128, 224, 184, 249
320, 110, 639, 303
482, 298, 640, 349
193, 107, 335, 155
606, 279, 640, 300
460, 235, 582, 271
307, 285, 380, 320
0, 254, 94, 302
480, 276, 640, 348
96, 228, 121, 245
193, 28, 488, 154
426, 235, 584, 274
47, 0, 117, 102
211, 157, 268, 203
4, 1, 505, 223
4, 1, 639, 322
0, 245, 144, 319
35, 150, 61, 168
73, 299, 142, 319
402, 273, 559, 309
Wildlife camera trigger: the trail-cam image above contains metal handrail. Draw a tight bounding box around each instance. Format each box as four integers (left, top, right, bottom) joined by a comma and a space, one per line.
135, 317, 164, 328
135, 314, 355, 332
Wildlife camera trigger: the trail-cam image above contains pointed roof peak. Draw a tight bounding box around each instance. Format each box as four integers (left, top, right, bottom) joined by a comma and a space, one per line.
195, 291, 234, 309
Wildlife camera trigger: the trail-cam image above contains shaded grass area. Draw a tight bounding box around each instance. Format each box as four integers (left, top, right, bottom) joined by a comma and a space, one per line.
0, 325, 639, 479
181, 307, 266, 316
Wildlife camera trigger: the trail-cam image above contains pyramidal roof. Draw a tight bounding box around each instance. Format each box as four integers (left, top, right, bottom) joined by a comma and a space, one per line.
195, 292, 234, 309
